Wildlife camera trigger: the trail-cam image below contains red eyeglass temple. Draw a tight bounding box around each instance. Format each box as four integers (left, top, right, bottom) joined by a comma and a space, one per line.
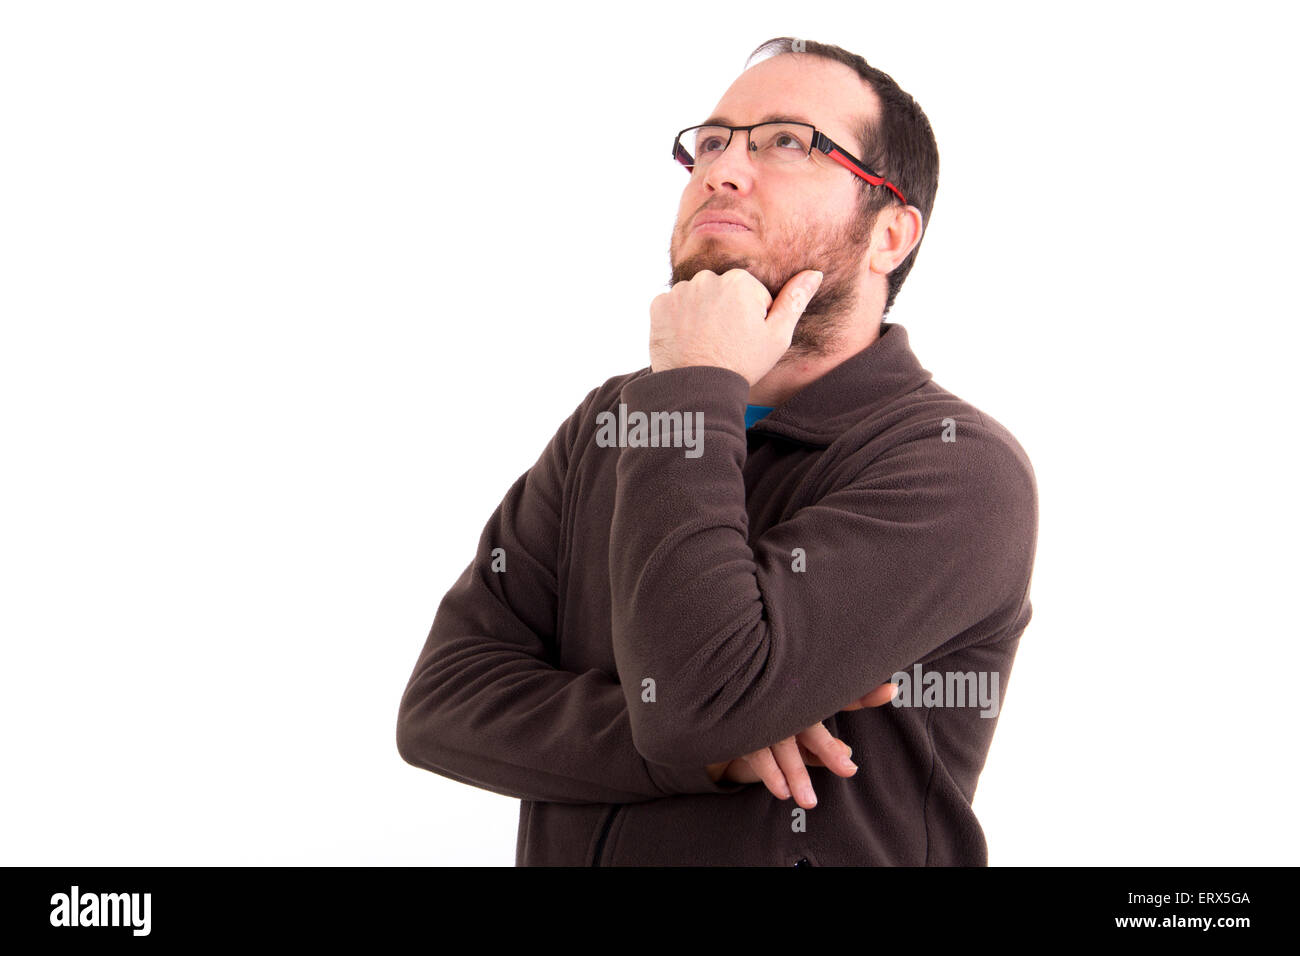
824, 147, 907, 205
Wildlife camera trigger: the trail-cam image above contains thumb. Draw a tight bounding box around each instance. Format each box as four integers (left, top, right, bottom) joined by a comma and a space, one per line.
772, 270, 824, 332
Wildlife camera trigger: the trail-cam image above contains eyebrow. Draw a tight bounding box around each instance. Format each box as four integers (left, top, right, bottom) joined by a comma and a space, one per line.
700, 112, 816, 128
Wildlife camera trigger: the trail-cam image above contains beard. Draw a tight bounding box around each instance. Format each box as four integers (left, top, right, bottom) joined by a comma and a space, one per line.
668, 199, 877, 359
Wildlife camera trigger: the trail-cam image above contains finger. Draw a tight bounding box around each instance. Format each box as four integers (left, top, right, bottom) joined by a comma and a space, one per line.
719, 757, 761, 784
796, 723, 857, 777
743, 747, 791, 801
840, 682, 899, 710
772, 736, 817, 809
724, 267, 773, 307
769, 270, 824, 338
796, 740, 826, 767
863, 681, 900, 707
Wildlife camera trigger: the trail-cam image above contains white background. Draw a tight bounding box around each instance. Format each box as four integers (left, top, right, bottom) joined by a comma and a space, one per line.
2, 0, 1297, 866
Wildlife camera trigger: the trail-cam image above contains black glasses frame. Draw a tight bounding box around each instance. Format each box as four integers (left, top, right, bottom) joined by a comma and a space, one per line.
672, 121, 907, 205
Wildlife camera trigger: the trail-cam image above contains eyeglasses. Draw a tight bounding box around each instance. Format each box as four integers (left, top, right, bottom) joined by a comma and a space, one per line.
672, 121, 907, 205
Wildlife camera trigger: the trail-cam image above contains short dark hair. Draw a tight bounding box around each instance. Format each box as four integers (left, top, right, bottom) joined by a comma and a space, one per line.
745, 37, 940, 318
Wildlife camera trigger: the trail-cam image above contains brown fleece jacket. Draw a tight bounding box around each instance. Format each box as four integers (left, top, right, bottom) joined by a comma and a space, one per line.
397, 322, 1038, 866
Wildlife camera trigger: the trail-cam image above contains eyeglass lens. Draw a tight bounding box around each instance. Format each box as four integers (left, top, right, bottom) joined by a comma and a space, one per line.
677, 123, 814, 168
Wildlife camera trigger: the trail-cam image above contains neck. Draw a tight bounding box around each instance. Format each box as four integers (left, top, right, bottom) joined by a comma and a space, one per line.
748, 320, 883, 407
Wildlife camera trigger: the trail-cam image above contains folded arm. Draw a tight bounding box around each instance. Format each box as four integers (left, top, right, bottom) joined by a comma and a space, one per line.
396, 386, 747, 804
608, 365, 1038, 768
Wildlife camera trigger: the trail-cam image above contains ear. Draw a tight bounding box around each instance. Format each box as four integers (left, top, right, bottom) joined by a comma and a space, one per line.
870, 205, 925, 274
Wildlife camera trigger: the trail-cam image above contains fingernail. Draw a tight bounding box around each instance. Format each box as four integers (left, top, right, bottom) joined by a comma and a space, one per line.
846, 760, 858, 772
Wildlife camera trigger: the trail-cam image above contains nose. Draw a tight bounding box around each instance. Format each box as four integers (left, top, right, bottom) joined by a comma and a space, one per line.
701, 129, 756, 193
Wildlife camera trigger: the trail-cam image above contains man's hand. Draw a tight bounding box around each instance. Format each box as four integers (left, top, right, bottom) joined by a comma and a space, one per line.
649, 268, 824, 385
704, 682, 899, 807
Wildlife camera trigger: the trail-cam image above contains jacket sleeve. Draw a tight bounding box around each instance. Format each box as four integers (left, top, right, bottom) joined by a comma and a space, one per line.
396, 384, 748, 804
607, 365, 1039, 768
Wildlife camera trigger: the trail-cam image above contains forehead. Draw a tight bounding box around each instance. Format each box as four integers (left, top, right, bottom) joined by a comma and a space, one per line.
703, 54, 877, 156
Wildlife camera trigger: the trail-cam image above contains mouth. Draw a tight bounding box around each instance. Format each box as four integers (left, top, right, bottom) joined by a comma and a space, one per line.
691, 220, 752, 235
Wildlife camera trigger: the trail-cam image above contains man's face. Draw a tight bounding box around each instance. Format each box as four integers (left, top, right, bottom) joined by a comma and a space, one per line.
669, 54, 882, 357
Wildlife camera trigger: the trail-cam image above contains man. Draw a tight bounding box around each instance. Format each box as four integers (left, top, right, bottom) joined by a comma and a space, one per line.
396, 36, 1038, 866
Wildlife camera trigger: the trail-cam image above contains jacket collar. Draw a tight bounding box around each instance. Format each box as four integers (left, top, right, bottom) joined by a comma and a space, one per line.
747, 322, 933, 447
